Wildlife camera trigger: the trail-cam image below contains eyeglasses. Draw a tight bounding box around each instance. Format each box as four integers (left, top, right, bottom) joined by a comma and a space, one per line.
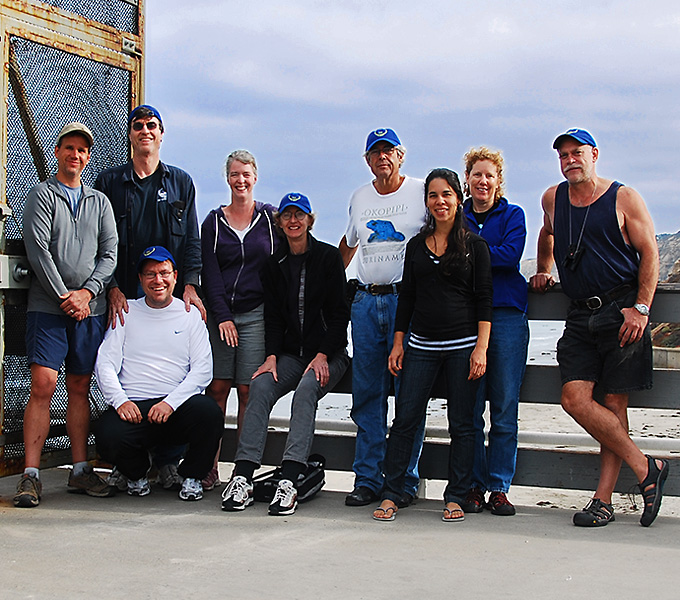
280, 210, 308, 221
131, 120, 159, 131
368, 145, 397, 157
141, 270, 174, 280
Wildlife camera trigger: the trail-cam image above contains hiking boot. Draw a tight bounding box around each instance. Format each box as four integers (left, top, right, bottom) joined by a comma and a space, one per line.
573, 498, 615, 527
179, 478, 203, 501
221, 475, 254, 511
461, 487, 485, 513
201, 466, 222, 491
269, 479, 298, 516
487, 491, 516, 515
68, 466, 117, 497
13, 473, 42, 508
127, 477, 151, 497
157, 463, 184, 491
107, 467, 129, 492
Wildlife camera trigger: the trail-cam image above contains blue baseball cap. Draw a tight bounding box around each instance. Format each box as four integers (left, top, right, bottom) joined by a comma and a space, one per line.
365, 128, 401, 152
553, 128, 597, 149
137, 246, 176, 272
278, 192, 312, 214
128, 104, 163, 127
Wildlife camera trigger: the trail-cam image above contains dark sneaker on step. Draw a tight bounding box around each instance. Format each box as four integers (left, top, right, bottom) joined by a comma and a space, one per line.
487, 491, 516, 516
345, 486, 379, 506
461, 487, 485, 513
573, 498, 615, 527
201, 466, 222, 491
14, 473, 42, 508
68, 466, 117, 497
157, 463, 184, 491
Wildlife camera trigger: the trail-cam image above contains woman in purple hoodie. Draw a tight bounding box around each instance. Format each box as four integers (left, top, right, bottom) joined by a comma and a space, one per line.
201, 150, 278, 490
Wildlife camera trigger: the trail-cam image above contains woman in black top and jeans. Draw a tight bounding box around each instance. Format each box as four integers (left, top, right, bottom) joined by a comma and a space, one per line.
373, 168, 493, 522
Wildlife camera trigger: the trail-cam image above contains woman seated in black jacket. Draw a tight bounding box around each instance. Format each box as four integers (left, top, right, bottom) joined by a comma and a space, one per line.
373, 168, 493, 523
221, 192, 350, 516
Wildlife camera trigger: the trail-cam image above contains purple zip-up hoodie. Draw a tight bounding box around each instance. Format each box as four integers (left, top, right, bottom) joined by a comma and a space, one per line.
201, 202, 278, 324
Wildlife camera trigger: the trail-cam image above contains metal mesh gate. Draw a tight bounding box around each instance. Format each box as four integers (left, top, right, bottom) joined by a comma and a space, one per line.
41, 0, 139, 35
1, 0, 144, 475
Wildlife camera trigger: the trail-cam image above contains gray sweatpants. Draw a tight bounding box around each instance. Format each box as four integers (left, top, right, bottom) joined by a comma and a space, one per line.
235, 351, 349, 466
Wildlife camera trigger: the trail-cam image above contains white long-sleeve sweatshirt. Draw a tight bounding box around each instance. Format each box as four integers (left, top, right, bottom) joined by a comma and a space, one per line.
94, 297, 212, 410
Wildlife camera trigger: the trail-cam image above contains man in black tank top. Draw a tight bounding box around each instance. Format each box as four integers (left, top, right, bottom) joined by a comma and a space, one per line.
530, 129, 668, 528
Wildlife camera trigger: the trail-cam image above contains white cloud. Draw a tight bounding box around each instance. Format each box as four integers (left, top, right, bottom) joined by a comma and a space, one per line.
145, 0, 680, 244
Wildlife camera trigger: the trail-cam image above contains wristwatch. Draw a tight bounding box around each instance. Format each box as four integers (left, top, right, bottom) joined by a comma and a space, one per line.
634, 303, 650, 316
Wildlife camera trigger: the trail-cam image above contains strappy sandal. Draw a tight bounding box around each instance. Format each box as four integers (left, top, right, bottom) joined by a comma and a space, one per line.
639, 455, 669, 527
573, 498, 615, 527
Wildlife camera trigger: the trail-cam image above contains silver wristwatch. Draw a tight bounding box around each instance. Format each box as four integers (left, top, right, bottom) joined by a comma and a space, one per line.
634, 303, 650, 316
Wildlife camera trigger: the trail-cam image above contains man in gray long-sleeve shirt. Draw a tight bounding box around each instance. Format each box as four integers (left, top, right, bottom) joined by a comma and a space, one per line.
14, 122, 119, 508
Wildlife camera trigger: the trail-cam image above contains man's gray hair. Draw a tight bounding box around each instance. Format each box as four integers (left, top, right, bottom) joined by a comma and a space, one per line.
224, 149, 258, 178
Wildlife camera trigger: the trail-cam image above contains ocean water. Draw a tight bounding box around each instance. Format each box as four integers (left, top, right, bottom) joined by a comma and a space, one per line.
235, 320, 564, 422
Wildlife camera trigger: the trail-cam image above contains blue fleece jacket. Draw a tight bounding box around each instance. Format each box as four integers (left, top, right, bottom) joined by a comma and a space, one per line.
464, 197, 528, 313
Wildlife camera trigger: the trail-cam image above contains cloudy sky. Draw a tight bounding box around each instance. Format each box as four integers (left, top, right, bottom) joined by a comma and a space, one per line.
145, 0, 680, 264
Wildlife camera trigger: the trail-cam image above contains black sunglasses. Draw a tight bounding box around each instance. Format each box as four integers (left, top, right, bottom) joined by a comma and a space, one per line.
131, 121, 159, 131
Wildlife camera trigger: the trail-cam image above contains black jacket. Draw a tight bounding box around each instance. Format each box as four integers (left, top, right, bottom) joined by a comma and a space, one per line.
262, 234, 349, 360
94, 161, 201, 298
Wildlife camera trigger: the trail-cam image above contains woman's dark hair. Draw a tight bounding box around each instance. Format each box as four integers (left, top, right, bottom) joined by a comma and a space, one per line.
422, 168, 469, 272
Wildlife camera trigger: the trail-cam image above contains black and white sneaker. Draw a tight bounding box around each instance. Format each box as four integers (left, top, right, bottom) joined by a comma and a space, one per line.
268, 479, 298, 516
221, 475, 254, 511
179, 478, 203, 501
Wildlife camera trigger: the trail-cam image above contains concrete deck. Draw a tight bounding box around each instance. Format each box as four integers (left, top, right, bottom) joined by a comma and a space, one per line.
1, 467, 678, 600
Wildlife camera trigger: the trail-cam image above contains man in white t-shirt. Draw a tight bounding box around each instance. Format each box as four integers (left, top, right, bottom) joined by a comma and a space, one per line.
94, 246, 223, 501
339, 128, 427, 506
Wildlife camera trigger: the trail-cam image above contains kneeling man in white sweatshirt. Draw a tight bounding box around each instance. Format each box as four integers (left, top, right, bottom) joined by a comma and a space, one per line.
94, 246, 222, 501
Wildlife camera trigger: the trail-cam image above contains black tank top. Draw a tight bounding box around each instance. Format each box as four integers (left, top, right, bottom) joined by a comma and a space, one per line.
553, 181, 639, 299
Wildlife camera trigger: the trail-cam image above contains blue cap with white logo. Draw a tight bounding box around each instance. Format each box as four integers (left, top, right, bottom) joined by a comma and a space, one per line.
137, 246, 176, 272
128, 104, 163, 127
553, 128, 597, 149
278, 192, 312, 214
365, 128, 401, 152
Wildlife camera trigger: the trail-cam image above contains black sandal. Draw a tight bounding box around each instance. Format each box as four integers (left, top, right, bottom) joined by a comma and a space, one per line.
573, 498, 615, 527
639, 454, 669, 527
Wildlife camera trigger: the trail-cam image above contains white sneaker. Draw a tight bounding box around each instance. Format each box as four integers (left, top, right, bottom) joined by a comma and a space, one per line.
127, 477, 151, 497
268, 479, 298, 516
221, 475, 254, 511
179, 478, 203, 501
157, 463, 184, 490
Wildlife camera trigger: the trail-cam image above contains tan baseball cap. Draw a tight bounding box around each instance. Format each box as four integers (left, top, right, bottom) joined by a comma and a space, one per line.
56, 122, 94, 147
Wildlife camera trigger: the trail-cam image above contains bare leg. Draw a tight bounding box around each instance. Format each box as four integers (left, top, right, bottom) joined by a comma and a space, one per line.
23, 365, 58, 468
65, 373, 93, 464
206, 378, 232, 467
561, 381, 648, 482
236, 383, 250, 435
593, 393, 628, 503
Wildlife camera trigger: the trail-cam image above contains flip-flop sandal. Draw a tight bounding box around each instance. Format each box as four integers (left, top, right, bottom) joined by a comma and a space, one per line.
442, 505, 465, 522
639, 455, 669, 527
373, 505, 397, 522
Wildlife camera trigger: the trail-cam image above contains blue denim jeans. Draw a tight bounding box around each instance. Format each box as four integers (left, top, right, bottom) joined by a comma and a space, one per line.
383, 344, 479, 505
471, 307, 528, 493
350, 291, 425, 496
